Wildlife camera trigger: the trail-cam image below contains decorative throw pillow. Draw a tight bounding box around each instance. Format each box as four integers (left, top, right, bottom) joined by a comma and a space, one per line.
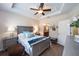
23, 31, 35, 38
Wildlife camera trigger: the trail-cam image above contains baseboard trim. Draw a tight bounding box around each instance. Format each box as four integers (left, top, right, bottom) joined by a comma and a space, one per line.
57, 42, 64, 47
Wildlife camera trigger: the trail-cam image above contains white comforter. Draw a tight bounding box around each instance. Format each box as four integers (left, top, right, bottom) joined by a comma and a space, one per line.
18, 35, 45, 54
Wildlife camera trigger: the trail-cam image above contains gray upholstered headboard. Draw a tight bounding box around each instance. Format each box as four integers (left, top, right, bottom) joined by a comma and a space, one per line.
17, 26, 33, 34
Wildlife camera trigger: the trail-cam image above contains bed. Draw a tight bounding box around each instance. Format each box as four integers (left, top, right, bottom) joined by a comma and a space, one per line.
17, 26, 50, 56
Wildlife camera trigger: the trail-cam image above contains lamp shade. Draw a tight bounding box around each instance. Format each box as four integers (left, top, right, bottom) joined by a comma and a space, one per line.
33, 25, 38, 33
8, 26, 15, 32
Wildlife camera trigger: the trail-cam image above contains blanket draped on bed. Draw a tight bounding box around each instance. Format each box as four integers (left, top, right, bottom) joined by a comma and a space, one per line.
28, 36, 45, 45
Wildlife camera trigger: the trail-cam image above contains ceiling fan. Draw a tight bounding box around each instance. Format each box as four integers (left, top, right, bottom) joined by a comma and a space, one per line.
30, 3, 51, 15
11, 3, 16, 8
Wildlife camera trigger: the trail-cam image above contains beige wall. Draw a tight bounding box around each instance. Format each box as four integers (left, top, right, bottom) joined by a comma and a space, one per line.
39, 13, 71, 37
0, 11, 38, 34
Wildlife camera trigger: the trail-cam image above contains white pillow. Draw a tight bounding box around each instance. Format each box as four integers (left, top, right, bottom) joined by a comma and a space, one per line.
18, 33, 26, 40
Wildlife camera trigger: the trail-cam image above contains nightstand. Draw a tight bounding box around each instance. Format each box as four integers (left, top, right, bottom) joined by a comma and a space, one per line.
35, 32, 40, 35
50, 37, 58, 44
3, 37, 18, 50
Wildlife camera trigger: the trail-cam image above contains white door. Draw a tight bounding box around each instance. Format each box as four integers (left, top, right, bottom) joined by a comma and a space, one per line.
58, 20, 70, 46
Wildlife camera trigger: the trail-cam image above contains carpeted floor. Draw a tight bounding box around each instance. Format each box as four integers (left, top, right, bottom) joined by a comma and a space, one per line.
0, 43, 64, 56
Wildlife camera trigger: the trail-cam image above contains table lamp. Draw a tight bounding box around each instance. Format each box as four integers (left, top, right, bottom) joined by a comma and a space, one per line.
8, 26, 15, 38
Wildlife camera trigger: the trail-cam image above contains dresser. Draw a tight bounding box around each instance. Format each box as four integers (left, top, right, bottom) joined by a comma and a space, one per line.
3, 37, 18, 50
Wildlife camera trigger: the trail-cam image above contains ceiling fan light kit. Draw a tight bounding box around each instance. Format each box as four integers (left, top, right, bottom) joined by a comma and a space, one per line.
37, 10, 43, 13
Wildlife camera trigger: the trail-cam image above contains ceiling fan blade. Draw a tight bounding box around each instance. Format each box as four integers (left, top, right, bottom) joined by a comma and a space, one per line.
43, 9, 51, 11
11, 3, 16, 8
30, 8, 38, 10
39, 3, 44, 9
42, 12, 45, 15
34, 12, 38, 15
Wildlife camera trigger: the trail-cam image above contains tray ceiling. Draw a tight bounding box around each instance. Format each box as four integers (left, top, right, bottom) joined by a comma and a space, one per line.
0, 3, 79, 19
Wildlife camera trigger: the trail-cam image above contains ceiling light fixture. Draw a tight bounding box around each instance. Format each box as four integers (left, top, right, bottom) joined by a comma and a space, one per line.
37, 10, 43, 13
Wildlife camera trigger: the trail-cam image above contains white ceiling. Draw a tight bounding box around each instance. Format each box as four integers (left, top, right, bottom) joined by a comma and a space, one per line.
0, 3, 79, 19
